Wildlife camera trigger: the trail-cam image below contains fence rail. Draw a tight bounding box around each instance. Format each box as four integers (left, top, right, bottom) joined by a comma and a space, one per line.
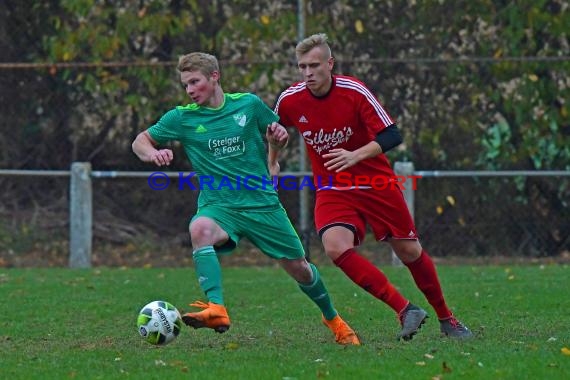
1, 162, 568, 267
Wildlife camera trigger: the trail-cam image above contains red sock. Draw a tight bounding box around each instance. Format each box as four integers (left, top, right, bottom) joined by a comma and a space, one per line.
404, 250, 452, 319
334, 249, 409, 313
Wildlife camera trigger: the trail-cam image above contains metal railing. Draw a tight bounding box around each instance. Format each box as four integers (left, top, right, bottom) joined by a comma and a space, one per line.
1, 162, 568, 267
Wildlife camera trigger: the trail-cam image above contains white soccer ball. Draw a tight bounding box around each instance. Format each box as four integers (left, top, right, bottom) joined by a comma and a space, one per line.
137, 300, 183, 346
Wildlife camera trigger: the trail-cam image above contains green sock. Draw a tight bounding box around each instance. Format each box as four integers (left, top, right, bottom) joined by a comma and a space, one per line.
192, 246, 224, 305
298, 263, 337, 320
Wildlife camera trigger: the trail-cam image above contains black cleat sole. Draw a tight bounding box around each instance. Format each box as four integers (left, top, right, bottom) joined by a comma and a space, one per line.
182, 315, 230, 333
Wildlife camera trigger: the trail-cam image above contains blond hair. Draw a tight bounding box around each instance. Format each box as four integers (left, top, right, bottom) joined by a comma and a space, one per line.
295, 33, 332, 58
177, 52, 219, 77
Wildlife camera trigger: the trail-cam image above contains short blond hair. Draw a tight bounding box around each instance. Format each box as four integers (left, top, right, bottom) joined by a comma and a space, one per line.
295, 33, 332, 58
177, 52, 219, 77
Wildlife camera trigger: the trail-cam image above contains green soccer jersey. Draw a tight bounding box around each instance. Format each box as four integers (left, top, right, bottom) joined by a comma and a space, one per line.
147, 93, 280, 209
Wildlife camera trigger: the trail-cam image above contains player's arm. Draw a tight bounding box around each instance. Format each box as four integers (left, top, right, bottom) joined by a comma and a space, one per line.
132, 130, 174, 167
373, 124, 403, 153
323, 124, 402, 172
348, 123, 403, 159
266, 122, 289, 177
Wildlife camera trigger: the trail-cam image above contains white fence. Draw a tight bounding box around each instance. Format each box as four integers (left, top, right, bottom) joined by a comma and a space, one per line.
1, 162, 568, 267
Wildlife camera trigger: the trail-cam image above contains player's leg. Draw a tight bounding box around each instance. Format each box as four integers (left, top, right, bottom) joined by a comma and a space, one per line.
321, 225, 426, 340
377, 186, 471, 338
279, 258, 335, 319
244, 206, 359, 345
280, 258, 360, 345
367, 185, 450, 319
315, 192, 412, 313
321, 226, 409, 313
333, 189, 428, 340
190, 217, 229, 305
390, 239, 450, 318
182, 213, 236, 333
390, 238, 472, 338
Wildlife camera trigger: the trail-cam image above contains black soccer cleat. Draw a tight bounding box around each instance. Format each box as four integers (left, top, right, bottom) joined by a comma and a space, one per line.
439, 316, 473, 339
397, 303, 428, 341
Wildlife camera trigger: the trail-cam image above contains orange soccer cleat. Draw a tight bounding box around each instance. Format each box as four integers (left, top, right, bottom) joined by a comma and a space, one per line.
182, 301, 231, 333
322, 314, 361, 345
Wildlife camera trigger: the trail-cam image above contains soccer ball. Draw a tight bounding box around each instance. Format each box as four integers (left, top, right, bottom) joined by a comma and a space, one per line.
137, 300, 183, 346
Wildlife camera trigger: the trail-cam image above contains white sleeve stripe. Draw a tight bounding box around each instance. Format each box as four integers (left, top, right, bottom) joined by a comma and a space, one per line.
275, 83, 306, 112
336, 78, 393, 126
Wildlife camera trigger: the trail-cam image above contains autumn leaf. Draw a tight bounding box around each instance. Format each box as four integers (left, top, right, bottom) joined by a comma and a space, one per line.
355, 20, 364, 34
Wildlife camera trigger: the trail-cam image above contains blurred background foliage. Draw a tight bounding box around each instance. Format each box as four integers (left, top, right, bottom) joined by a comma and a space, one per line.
0, 0, 568, 265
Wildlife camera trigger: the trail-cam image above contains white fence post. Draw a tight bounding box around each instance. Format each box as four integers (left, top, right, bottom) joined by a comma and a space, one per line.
69, 162, 92, 268
392, 161, 415, 266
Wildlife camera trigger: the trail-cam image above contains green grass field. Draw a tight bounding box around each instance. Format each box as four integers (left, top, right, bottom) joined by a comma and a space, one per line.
1, 264, 569, 379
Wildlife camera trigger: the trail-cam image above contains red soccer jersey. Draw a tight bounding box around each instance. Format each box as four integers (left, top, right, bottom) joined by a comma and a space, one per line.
275, 75, 396, 189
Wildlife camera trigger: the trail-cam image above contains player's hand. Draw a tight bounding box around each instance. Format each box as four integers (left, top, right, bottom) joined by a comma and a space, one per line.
266, 122, 289, 149
323, 148, 358, 172
150, 149, 173, 167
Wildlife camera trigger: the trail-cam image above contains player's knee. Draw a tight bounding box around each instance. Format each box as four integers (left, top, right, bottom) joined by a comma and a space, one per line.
323, 244, 352, 260
189, 224, 209, 240
321, 226, 355, 259
297, 261, 314, 283
189, 218, 221, 245
281, 258, 313, 283
392, 240, 422, 263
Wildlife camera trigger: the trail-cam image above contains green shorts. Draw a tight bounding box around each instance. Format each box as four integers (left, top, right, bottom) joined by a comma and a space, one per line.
191, 205, 306, 260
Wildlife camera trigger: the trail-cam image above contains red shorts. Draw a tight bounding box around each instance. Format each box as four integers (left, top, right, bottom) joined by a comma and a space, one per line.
314, 188, 418, 246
